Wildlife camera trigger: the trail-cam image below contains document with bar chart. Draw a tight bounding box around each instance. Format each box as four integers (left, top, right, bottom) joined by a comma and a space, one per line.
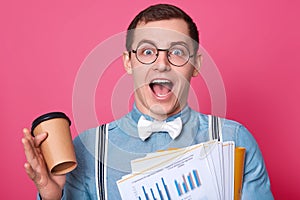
117, 140, 235, 200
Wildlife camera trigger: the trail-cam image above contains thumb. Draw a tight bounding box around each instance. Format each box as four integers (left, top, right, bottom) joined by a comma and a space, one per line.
34, 132, 48, 147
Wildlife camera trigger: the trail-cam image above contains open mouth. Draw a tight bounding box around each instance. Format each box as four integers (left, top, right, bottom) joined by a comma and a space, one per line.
149, 79, 173, 97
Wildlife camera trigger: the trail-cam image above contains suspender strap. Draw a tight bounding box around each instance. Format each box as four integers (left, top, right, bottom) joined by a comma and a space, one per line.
208, 115, 223, 142
95, 124, 108, 200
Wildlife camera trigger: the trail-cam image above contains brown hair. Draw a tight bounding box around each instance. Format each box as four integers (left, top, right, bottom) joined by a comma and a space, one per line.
126, 4, 199, 53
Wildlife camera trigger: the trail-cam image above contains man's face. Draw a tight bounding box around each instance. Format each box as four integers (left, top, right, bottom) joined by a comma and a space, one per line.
123, 19, 201, 120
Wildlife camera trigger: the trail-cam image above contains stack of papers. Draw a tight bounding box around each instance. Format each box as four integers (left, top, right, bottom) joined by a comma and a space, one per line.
117, 140, 235, 200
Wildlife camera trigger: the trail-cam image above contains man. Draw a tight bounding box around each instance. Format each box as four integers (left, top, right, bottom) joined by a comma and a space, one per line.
22, 4, 273, 199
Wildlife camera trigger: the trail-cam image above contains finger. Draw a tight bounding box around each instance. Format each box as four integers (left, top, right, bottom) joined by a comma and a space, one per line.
22, 137, 40, 169
23, 128, 48, 147
23, 128, 35, 147
22, 134, 35, 157
23, 128, 32, 139
34, 132, 48, 147
24, 162, 36, 180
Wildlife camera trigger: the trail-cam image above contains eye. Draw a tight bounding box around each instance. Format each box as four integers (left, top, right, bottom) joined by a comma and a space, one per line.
169, 45, 189, 57
143, 49, 155, 56
170, 49, 184, 56
137, 44, 157, 57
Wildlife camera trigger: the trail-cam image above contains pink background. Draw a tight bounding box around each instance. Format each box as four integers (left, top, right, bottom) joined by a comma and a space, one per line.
1, 0, 299, 199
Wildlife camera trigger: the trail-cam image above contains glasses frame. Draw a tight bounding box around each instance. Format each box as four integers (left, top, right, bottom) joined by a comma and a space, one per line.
131, 44, 194, 67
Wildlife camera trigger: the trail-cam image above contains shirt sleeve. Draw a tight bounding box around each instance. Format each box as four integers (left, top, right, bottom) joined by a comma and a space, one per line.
60, 130, 98, 200
236, 125, 274, 200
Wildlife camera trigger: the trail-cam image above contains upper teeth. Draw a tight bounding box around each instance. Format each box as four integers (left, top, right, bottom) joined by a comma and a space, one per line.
151, 79, 171, 84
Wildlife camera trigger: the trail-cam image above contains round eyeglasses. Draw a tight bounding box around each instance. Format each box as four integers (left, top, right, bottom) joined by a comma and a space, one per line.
131, 43, 194, 67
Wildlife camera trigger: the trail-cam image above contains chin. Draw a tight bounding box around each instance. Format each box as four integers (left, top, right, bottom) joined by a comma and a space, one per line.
148, 100, 182, 120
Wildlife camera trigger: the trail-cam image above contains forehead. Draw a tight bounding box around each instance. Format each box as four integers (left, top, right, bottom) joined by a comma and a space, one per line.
132, 19, 193, 48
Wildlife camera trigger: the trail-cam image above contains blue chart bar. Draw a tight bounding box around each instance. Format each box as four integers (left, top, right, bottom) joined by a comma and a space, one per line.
187, 174, 194, 190
174, 169, 202, 197
142, 186, 149, 200
192, 169, 201, 187
161, 177, 171, 200
156, 183, 163, 200
150, 188, 156, 200
182, 182, 188, 193
175, 180, 182, 196
182, 175, 188, 193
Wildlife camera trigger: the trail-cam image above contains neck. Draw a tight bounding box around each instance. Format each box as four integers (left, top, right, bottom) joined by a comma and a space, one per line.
135, 103, 185, 121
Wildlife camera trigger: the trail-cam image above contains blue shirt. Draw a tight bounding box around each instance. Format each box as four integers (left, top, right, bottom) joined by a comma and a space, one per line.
54, 105, 273, 199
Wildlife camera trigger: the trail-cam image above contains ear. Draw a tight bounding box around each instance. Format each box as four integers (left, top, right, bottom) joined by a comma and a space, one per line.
192, 53, 202, 77
123, 51, 133, 74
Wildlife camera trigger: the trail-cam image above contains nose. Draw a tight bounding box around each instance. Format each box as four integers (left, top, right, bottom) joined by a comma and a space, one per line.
152, 50, 171, 72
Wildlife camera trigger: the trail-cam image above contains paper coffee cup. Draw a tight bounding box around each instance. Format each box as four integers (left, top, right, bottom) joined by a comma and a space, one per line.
31, 112, 77, 175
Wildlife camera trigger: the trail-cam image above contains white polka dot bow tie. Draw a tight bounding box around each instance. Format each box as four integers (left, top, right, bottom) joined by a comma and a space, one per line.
137, 115, 183, 141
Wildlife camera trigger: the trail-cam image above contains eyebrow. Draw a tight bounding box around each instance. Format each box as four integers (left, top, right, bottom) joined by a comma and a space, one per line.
136, 39, 156, 48
135, 39, 191, 49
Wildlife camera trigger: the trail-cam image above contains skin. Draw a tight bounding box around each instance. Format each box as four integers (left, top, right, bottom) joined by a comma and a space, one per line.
22, 18, 201, 199
22, 128, 65, 200
123, 19, 201, 120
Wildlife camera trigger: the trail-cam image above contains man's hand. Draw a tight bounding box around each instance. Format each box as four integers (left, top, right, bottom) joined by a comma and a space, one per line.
22, 128, 66, 200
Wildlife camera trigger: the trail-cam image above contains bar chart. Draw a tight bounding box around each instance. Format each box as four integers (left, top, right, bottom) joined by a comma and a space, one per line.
174, 169, 201, 197
138, 177, 171, 200
136, 169, 202, 200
